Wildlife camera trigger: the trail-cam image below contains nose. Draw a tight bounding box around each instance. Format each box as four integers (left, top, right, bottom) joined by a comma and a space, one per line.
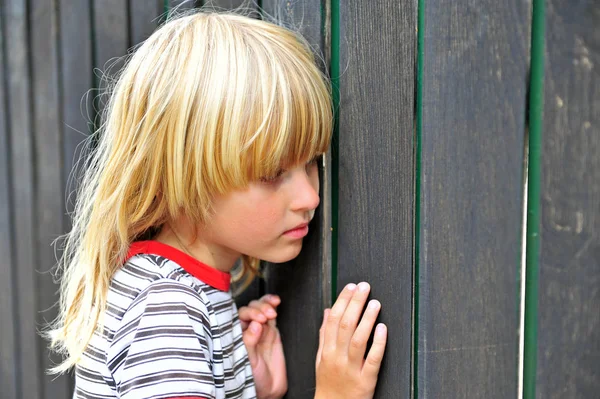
289, 167, 320, 212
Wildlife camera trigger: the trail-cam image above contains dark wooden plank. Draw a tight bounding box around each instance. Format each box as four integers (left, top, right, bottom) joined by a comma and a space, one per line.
537, 1, 600, 397
337, 0, 415, 397
4, 1, 43, 398
418, 1, 530, 397
0, 7, 18, 399
60, 0, 93, 234
260, 1, 331, 398
130, 0, 164, 45
205, 0, 247, 11
92, 0, 129, 130
168, 0, 198, 14
30, 0, 72, 397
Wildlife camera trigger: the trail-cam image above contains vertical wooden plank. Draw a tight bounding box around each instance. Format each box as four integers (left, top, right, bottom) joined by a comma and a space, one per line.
130, 0, 164, 45
537, 1, 600, 397
418, 1, 529, 397
0, 6, 18, 399
30, 0, 72, 397
168, 0, 198, 13
4, 1, 43, 398
260, 1, 331, 398
92, 0, 129, 129
337, 0, 415, 397
205, 0, 247, 10
59, 0, 93, 234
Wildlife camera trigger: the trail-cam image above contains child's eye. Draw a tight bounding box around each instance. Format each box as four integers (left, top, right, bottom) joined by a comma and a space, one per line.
259, 168, 285, 183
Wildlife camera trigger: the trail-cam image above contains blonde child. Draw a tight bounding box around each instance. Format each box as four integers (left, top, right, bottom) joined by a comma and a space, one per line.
48, 10, 387, 399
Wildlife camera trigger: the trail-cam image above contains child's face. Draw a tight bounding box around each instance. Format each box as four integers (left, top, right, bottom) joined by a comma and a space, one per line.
202, 159, 320, 265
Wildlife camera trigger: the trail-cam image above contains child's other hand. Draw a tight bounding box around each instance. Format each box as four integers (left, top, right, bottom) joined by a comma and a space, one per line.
239, 294, 287, 399
314, 282, 387, 399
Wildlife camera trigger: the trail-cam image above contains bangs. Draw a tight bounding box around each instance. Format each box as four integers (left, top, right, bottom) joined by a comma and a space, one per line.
244, 64, 333, 181
210, 20, 334, 188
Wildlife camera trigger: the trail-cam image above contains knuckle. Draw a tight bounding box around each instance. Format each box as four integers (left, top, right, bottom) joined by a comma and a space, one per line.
327, 311, 341, 323
349, 336, 364, 350
367, 352, 383, 366
339, 319, 353, 331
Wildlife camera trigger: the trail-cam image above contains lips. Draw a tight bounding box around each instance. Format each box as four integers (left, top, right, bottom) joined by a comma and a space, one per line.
284, 222, 308, 234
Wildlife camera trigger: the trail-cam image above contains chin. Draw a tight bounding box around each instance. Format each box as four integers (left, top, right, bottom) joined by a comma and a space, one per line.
262, 242, 303, 264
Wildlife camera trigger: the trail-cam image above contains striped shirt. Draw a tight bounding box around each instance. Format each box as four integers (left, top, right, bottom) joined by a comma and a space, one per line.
74, 240, 257, 399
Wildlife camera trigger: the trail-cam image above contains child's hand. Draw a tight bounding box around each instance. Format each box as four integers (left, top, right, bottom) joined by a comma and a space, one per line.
314, 282, 387, 399
239, 295, 288, 399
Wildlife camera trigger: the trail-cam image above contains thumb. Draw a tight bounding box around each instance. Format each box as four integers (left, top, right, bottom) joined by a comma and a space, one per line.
242, 321, 263, 367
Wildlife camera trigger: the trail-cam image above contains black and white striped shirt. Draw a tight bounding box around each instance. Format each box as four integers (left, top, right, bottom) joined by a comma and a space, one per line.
74, 240, 257, 399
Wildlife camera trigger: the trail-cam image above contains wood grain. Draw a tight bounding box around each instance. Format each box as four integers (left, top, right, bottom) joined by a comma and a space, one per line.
30, 0, 71, 397
130, 0, 164, 45
59, 0, 93, 236
337, 1, 415, 397
537, 1, 600, 397
418, 1, 530, 397
0, 6, 18, 399
92, 0, 129, 131
4, 1, 42, 398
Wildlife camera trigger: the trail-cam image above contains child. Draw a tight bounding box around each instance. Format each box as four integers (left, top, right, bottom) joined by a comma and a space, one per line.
48, 10, 387, 399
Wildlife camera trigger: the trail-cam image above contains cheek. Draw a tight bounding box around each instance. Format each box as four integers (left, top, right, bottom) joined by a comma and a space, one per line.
238, 202, 281, 234
217, 190, 285, 240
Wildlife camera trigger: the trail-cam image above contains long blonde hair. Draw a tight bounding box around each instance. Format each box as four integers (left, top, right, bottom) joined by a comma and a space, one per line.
47, 9, 333, 373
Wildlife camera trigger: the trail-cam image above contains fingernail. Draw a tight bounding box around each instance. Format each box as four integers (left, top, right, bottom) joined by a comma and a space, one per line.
266, 309, 276, 317
251, 323, 260, 333
369, 300, 380, 309
346, 283, 357, 291
376, 324, 386, 336
358, 282, 370, 292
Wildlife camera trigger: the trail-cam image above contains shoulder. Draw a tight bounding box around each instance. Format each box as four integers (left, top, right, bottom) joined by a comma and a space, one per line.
106, 276, 216, 394
107, 254, 213, 313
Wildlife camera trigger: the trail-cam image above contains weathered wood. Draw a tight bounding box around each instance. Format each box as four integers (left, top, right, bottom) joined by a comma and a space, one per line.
130, 0, 164, 46
205, 0, 248, 11
30, 0, 71, 397
418, 1, 530, 397
260, 1, 331, 398
337, 1, 415, 397
537, 1, 600, 397
0, 7, 18, 399
4, 1, 43, 398
92, 0, 129, 130
60, 0, 93, 234
168, 0, 198, 14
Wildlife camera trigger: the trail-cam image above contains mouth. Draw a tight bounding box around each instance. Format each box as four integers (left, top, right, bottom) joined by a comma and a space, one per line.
283, 222, 309, 238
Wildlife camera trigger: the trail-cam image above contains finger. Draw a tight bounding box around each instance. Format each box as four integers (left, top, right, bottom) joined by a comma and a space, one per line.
248, 299, 278, 319
262, 294, 281, 307
337, 282, 371, 353
362, 323, 387, 380
242, 321, 263, 369
324, 283, 357, 353
316, 308, 329, 368
258, 319, 278, 346
348, 299, 381, 365
238, 306, 267, 325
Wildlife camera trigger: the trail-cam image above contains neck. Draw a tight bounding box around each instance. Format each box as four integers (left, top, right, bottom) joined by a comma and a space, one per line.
154, 221, 240, 273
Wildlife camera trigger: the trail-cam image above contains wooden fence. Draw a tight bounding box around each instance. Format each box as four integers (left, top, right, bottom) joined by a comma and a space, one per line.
1, 0, 598, 398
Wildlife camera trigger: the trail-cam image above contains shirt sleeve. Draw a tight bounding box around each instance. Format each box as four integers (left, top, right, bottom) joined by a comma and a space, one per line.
106, 279, 216, 399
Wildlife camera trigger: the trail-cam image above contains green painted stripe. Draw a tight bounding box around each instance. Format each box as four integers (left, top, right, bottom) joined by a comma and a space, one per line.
523, 0, 545, 397
414, 0, 424, 396
330, 0, 340, 301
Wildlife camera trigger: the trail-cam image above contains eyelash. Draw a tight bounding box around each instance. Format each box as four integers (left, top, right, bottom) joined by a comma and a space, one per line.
259, 155, 321, 184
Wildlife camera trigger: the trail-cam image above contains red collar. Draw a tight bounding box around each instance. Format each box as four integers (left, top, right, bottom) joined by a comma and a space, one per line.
126, 240, 231, 292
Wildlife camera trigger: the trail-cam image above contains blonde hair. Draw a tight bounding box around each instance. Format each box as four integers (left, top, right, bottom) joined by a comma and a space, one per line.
47, 9, 333, 373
